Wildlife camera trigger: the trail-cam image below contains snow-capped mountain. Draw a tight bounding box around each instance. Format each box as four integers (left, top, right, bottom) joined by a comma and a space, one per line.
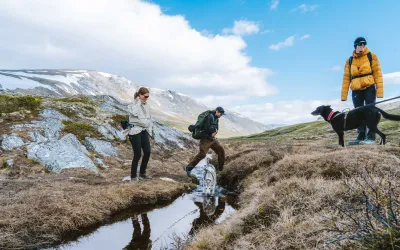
0, 69, 276, 137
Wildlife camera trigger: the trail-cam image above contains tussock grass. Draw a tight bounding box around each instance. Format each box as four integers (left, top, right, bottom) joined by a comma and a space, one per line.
187, 140, 400, 250
62, 120, 100, 141
53, 106, 79, 118
54, 95, 97, 106
0, 94, 42, 116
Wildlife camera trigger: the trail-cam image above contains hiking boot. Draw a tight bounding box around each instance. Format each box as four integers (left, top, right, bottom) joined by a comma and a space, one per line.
348, 140, 361, 145
139, 174, 152, 181
122, 176, 131, 182
183, 166, 193, 177
360, 137, 376, 145
130, 177, 140, 182
347, 133, 365, 145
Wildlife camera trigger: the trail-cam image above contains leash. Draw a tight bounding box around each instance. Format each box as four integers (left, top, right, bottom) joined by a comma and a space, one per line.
350, 95, 400, 111
368, 95, 400, 106
335, 96, 400, 129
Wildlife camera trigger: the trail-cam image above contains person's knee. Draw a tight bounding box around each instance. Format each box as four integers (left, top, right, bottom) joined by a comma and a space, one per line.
133, 151, 142, 160
198, 152, 207, 158
143, 150, 151, 158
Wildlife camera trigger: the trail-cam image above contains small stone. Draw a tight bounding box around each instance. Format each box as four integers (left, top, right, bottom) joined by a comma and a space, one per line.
95, 157, 109, 169
5, 159, 14, 167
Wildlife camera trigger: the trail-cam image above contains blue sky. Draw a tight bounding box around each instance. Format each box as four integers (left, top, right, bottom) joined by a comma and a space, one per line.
0, 0, 399, 124
156, 0, 400, 102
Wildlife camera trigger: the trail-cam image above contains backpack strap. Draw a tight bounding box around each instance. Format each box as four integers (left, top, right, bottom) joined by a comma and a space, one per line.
349, 56, 353, 80
367, 52, 372, 69
349, 52, 373, 81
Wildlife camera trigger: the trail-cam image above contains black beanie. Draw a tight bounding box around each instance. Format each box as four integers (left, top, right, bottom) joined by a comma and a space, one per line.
354, 37, 367, 49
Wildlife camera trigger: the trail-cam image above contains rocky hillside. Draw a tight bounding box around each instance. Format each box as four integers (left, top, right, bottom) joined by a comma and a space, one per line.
0, 94, 195, 174
0, 69, 276, 138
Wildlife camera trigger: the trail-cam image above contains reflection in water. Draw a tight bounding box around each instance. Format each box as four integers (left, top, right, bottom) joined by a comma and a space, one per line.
121, 196, 228, 249
52, 193, 235, 250
123, 214, 152, 250
189, 196, 226, 237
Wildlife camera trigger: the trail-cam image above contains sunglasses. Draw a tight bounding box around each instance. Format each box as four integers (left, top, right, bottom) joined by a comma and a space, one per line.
355, 41, 367, 46
142, 95, 149, 99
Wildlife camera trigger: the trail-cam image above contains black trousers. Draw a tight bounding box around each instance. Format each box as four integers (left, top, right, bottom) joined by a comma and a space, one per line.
351, 85, 376, 139
129, 130, 151, 178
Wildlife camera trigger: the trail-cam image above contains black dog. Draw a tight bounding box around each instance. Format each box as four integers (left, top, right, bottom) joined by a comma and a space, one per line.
311, 105, 400, 147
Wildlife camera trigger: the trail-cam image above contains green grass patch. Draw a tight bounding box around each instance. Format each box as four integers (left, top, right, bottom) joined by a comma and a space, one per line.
53, 106, 79, 119
62, 120, 99, 141
110, 114, 129, 128
0, 94, 42, 116
54, 96, 97, 106
82, 105, 96, 116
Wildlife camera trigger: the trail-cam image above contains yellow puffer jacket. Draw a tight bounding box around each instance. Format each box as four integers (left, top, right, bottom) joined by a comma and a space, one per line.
341, 47, 383, 101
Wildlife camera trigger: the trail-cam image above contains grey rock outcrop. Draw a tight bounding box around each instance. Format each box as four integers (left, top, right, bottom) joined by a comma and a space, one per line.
1, 134, 25, 151
84, 138, 117, 157
97, 123, 125, 141
27, 133, 97, 173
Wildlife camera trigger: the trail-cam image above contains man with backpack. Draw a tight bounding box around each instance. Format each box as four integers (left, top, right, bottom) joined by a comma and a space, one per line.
184, 107, 226, 177
341, 37, 384, 145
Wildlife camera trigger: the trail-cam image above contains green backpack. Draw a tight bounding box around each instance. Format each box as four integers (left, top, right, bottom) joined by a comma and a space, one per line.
188, 110, 212, 139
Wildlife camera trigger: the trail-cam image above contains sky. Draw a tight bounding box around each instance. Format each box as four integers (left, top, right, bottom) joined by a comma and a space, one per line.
1, 0, 400, 125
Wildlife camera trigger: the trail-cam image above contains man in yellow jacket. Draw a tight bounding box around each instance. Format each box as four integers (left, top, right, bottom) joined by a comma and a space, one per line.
341, 37, 383, 145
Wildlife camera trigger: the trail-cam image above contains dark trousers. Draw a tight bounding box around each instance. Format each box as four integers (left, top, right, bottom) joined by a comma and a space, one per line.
129, 131, 151, 178
125, 213, 151, 250
188, 138, 225, 171
352, 85, 376, 139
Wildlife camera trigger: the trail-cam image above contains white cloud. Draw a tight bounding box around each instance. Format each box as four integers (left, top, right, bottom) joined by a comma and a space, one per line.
0, 0, 277, 105
331, 66, 342, 71
196, 95, 248, 108
261, 29, 273, 34
384, 72, 400, 84
232, 99, 354, 125
300, 34, 310, 40
222, 20, 260, 36
292, 4, 318, 13
270, 0, 280, 10
269, 36, 295, 51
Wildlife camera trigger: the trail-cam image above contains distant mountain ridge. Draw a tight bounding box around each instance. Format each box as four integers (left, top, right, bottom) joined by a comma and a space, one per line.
0, 69, 279, 137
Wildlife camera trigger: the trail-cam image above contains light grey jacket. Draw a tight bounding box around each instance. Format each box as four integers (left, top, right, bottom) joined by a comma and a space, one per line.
127, 99, 153, 136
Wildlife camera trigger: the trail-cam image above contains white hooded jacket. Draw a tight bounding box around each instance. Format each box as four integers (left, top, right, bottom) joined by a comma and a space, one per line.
126, 99, 153, 136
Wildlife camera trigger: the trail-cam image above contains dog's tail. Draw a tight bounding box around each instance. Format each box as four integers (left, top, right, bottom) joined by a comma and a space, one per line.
377, 107, 400, 121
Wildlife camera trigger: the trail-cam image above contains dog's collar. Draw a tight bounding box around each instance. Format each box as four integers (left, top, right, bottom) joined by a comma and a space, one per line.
327, 111, 334, 121
327, 111, 342, 122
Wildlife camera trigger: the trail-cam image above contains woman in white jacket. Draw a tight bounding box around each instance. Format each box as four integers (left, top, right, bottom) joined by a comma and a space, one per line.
127, 87, 153, 181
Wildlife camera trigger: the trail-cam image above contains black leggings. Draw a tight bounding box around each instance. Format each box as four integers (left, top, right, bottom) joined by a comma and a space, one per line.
129, 131, 151, 178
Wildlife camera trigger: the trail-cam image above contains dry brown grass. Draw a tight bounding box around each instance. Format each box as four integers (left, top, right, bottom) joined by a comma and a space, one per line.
186, 141, 400, 250
217, 141, 291, 192
0, 142, 197, 250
